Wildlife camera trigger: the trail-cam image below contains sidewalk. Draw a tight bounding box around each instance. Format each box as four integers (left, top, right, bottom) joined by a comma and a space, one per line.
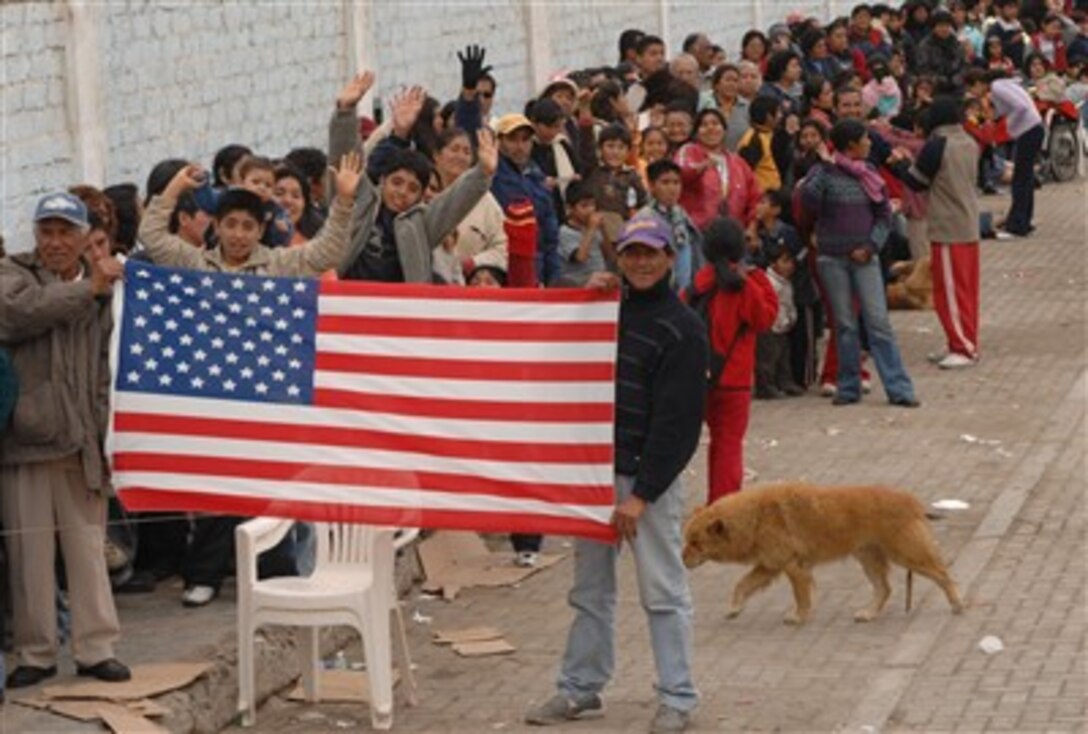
4, 182, 1085, 733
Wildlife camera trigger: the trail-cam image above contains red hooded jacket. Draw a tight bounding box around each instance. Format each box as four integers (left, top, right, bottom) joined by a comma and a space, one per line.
688, 264, 778, 389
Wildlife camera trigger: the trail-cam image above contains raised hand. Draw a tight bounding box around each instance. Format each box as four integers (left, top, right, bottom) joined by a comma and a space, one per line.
475, 129, 498, 177
164, 164, 207, 199
331, 151, 363, 204
457, 44, 492, 90
336, 71, 376, 111
391, 86, 426, 138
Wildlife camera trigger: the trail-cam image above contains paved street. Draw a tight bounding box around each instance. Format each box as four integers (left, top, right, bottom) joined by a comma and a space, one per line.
4, 182, 1085, 733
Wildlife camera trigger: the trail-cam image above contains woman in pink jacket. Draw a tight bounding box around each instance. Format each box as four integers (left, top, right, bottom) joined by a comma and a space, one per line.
675, 109, 761, 231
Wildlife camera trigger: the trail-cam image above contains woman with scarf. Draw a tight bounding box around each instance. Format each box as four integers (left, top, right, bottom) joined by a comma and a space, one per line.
800, 119, 919, 408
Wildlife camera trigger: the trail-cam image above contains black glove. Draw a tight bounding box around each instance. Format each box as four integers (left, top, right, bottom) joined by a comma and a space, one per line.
458, 45, 492, 90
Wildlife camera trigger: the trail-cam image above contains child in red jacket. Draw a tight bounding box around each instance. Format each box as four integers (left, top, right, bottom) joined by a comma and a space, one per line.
687, 217, 778, 504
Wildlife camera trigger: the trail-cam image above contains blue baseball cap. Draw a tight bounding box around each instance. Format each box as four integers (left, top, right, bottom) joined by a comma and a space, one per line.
615, 213, 673, 253
33, 192, 89, 228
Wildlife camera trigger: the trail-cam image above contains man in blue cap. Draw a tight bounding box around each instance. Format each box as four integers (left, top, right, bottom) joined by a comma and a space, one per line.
0, 192, 130, 687
525, 214, 707, 734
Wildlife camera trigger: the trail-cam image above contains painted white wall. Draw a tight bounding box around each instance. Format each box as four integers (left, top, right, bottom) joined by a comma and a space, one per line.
1, 0, 845, 252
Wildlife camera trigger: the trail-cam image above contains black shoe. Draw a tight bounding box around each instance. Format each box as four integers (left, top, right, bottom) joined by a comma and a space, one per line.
6, 665, 57, 688
890, 397, 921, 408
780, 383, 805, 397
117, 569, 157, 593
77, 658, 131, 682
754, 386, 785, 400
831, 395, 859, 406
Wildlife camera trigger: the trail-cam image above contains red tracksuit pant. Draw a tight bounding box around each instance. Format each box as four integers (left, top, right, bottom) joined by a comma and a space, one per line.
931, 242, 980, 359
706, 388, 751, 505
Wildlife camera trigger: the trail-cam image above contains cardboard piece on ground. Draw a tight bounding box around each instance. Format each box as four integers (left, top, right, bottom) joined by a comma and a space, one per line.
451, 638, 516, 657
432, 626, 504, 645
128, 699, 170, 718
286, 669, 401, 704
12, 697, 169, 725
418, 531, 563, 600
97, 702, 170, 734
41, 662, 212, 701
13, 696, 103, 721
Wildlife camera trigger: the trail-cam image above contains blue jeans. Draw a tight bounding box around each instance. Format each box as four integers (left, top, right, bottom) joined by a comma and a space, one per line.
817, 254, 916, 403
536, 247, 562, 286
557, 475, 697, 712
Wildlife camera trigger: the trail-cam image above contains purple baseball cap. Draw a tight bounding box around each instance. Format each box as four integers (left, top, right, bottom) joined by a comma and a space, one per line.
615, 214, 673, 253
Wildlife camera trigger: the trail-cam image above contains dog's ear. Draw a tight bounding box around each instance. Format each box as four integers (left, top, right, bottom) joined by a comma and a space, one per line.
708, 519, 729, 539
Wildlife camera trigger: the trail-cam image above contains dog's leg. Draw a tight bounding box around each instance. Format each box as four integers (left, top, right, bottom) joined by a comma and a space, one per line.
782, 562, 814, 625
728, 565, 780, 619
887, 523, 966, 615
853, 547, 892, 622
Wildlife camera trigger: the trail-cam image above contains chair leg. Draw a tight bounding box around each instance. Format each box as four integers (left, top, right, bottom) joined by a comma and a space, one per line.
299, 626, 320, 702
238, 621, 257, 727
392, 602, 418, 706
359, 600, 394, 730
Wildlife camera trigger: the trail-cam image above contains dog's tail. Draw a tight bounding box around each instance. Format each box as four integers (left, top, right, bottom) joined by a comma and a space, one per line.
905, 570, 914, 612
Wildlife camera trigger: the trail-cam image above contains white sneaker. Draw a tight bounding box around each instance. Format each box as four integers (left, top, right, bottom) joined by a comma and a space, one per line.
514, 551, 539, 568
995, 230, 1018, 241
927, 350, 949, 364
181, 585, 217, 607
938, 353, 977, 369
861, 379, 873, 395
819, 382, 837, 398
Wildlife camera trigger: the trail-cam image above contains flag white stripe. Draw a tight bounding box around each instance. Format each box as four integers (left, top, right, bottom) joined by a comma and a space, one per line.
112, 433, 610, 485
315, 334, 617, 363
313, 371, 614, 402
113, 392, 612, 443
115, 472, 616, 522
319, 295, 620, 324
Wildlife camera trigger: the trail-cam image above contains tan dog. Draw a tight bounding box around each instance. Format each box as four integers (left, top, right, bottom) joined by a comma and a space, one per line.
683, 483, 965, 625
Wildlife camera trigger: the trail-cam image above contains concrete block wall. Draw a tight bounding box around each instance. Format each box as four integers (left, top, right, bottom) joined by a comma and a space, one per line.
2, 0, 847, 253
2, 2, 78, 252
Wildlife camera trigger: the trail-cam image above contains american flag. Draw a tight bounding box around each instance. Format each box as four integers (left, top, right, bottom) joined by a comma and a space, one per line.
107, 263, 620, 541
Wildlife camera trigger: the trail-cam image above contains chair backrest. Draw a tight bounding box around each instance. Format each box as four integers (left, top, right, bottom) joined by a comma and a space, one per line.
313, 522, 381, 567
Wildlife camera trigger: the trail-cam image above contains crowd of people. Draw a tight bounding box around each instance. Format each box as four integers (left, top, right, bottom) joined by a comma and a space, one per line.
1, 0, 1084, 728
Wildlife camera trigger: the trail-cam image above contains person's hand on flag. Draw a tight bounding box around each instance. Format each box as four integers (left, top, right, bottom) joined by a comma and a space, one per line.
584, 271, 621, 292
90, 254, 124, 297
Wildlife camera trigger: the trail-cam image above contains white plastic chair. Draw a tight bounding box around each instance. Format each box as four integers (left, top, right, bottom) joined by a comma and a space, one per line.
236, 519, 406, 730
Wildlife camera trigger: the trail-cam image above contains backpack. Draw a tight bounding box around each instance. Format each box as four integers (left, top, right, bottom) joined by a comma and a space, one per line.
687, 285, 747, 390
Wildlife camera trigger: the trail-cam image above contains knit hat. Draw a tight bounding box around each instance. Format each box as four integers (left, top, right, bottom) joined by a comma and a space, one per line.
931, 9, 954, 26
701, 217, 746, 264
467, 263, 508, 287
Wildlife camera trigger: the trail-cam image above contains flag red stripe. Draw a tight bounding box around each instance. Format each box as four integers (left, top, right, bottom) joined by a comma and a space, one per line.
318, 280, 621, 305
314, 388, 613, 423
113, 412, 611, 464
314, 352, 614, 382
112, 453, 615, 505
117, 488, 617, 542
317, 314, 615, 342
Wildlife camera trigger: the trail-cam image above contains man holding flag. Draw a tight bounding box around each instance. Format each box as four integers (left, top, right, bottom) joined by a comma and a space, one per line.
526, 214, 708, 734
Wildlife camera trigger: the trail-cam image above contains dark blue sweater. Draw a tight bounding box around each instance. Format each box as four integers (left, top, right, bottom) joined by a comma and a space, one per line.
615, 276, 708, 503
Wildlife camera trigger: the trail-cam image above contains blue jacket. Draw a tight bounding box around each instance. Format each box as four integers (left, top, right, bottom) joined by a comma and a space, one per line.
491, 155, 559, 251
